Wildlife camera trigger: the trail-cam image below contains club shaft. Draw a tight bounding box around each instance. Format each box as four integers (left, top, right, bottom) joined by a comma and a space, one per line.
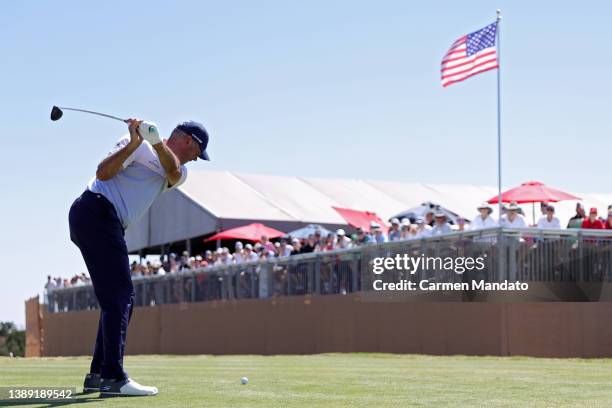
59, 107, 127, 123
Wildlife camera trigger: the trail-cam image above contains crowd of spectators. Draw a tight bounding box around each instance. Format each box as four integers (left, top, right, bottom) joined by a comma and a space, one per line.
47, 201, 612, 288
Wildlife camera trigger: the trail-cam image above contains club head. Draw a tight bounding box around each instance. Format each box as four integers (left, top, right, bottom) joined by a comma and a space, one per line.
50, 106, 63, 121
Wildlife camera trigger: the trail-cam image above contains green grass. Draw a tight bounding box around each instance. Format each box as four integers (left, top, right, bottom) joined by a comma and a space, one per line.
2, 354, 612, 407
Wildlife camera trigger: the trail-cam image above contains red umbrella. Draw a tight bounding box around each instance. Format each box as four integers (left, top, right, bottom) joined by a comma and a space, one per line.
487, 181, 580, 204
332, 206, 388, 233
487, 181, 581, 225
204, 223, 285, 242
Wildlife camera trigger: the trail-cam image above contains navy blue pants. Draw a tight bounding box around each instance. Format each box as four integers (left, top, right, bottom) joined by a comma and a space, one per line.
69, 190, 134, 381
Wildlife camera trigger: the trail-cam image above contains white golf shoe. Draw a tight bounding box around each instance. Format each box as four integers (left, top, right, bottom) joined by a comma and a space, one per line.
100, 378, 158, 397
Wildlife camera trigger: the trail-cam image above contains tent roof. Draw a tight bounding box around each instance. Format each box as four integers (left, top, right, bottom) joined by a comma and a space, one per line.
125, 170, 609, 252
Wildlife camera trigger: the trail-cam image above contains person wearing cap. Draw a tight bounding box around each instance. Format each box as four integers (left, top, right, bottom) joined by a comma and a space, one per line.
414, 217, 431, 239
499, 202, 527, 228
388, 218, 402, 242
370, 222, 388, 243
581, 208, 605, 229
355, 227, 373, 245
290, 237, 302, 252
336, 229, 352, 249
567, 203, 586, 228
68, 118, 211, 396
233, 241, 245, 264
243, 243, 259, 262
471, 203, 497, 230
400, 218, 412, 240
431, 212, 452, 236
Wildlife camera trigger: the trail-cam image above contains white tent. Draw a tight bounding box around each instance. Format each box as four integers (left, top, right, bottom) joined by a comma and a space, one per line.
125, 170, 611, 252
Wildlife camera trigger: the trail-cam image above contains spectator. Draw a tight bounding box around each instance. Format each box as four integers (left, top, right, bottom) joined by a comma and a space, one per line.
278, 238, 294, 257
204, 250, 214, 265
45, 275, 56, 292
291, 237, 302, 253
431, 212, 452, 236
539, 201, 549, 217
567, 203, 586, 228
151, 259, 166, 275
414, 217, 431, 238
371, 222, 387, 243
321, 233, 336, 251
300, 234, 316, 253
388, 218, 402, 241
471, 203, 497, 230
169, 253, 179, 273
221, 247, 233, 264
536, 205, 561, 229
233, 241, 245, 263
336, 229, 351, 249
261, 235, 275, 253
243, 243, 259, 262
355, 227, 372, 245
425, 210, 434, 227
500, 202, 527, 228
581, 208, 605, 229
180, 251, 190, 268
456, 217, 466, 232
313, 229, 323, 247
605, 211, 612, 230
400, 218, 412, 240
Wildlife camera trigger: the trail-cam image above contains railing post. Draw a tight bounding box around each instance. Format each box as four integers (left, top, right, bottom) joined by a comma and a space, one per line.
191, 274, 196, 302
314, 254, 321, 295
497, 228, 505, 281
142, 281, 147, 306
578, 231, 584, 281
351, 252, 359, 292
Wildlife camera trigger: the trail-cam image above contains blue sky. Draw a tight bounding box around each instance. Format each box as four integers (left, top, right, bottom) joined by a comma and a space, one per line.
1, 1, 610, 325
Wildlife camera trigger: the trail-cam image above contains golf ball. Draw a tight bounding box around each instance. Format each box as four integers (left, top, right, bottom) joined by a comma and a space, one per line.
241, 377, 248, 385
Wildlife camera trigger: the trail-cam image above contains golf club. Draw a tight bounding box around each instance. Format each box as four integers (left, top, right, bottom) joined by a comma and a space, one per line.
50, 105, 159, 141
50, 106, 127, 123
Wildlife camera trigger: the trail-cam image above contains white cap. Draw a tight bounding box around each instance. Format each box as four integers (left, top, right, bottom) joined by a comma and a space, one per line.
336, 228, 346, 236
390, 218, 400, 225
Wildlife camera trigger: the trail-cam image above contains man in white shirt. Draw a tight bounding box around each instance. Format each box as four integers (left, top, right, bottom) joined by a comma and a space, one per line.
471, 203, 497, 230
536, 205, 561, 229
69, 119, 210, 397
500, 203, 527, 228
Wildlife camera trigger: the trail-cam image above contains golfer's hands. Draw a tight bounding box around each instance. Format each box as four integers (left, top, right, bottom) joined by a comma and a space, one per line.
127, 119, 144, 147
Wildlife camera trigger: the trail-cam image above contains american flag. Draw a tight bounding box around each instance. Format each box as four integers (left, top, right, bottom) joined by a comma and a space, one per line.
441, 22, 498, 87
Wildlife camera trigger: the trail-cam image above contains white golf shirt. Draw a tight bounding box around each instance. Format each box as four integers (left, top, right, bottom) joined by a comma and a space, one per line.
88, 135, 187, 230
470, 215, 497, 230
536, 216, 561, 229
500, 215, 527, 228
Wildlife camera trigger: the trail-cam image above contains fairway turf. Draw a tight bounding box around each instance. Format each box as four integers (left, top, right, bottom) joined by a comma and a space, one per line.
2, 354, 612, 407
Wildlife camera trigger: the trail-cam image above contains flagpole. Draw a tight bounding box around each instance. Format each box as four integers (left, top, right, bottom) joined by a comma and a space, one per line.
496, 9, 503, 221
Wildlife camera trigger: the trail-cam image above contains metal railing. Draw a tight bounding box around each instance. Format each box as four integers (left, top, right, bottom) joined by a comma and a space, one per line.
46, 228, 612, 312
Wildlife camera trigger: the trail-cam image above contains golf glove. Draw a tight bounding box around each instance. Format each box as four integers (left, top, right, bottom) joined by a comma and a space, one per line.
139, 122, 161, 145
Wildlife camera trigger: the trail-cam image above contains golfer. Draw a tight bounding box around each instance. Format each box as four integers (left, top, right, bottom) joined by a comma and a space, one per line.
68, 118, 210, 396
